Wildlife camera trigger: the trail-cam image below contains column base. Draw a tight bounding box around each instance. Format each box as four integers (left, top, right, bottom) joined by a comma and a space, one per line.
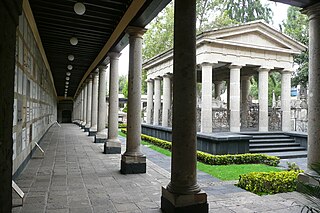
94, 133, 107, 143
89, 127, 97, 136
104, 139, 121, 154
120, 155, 146, 174
297, 171, 320, 192
89, 131, 97, 136
80, 122, 86, 129
161, 187, 208, 213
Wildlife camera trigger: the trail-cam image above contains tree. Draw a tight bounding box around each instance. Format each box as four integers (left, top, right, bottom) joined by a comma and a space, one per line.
283, 6, 309, 88
143, 0, 273, 60
221, 0, 273, 23
142, 2, 174, 60
119, 75, 127, 94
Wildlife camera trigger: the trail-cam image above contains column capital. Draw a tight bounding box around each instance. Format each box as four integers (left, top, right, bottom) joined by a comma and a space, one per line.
154, 76, 162, 80
241, 75, 251, 80
200, 62, 214, 67
98, 64, 108, 71
163, 73, 173, 78
146, 78, 154, 83
303, 2, 320, 19
229, 64, 243, 70
126, 26, 147, 38
280, 69, 294, 74
108, 52, 121, 60
92, 68, 99, 76
257, 67, 271, 72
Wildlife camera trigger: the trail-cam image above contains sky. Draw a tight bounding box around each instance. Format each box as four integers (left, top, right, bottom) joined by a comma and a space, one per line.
118, 1, 290, 76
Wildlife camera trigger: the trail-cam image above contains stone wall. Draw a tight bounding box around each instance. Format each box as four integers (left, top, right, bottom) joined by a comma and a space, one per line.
0, 0, 22, 211
12, 10, 57, 176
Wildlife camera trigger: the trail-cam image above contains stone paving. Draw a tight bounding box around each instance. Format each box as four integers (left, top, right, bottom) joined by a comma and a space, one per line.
12, 124, 313, 213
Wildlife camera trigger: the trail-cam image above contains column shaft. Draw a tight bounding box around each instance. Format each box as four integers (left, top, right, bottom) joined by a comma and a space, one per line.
162, 0, 208, 212
258, 68, 269, 132
214, 81, 223, 99
201, 63, 213, 133
121, 27, 146, 174
241, 76, 250, 128
162, 75, 172, 127
229, 65, 241, 132
306, 6, 320, 167
80, 89, 83, 123
281, 71, 292, 132
90, 71, 99, 135
82, 83, 88, 128
146, 79, 154, 124
153, 77, 161, 125
105, 52, 121, 154
85, 77, 93, 131
95, 66, 108, 142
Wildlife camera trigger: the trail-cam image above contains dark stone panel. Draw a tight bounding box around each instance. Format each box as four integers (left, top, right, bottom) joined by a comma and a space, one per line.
120, 161, 146, 174
104, 146, 121, 154
161, 196, 208, 213
142, 124, 251, 155
89, 131, 97, 137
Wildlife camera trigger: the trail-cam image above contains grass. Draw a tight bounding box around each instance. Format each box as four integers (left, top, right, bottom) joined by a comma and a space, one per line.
118, 131, 282, 180
197, 162, 281, 180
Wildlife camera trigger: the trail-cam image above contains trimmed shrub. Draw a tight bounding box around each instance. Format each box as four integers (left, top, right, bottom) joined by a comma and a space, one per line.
238, 170, 303, 195
119, 123, 127, 129
120, 128, 280, 166
197, 152, 280, 166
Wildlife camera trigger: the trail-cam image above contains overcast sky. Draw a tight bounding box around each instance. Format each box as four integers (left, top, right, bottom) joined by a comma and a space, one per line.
118, 1, 290, 76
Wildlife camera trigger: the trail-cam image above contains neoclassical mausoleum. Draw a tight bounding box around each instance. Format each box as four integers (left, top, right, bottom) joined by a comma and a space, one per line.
143, 20, 306, 133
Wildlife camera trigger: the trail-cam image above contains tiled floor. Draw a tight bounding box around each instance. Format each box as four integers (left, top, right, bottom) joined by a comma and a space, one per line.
12, 124, 313, 213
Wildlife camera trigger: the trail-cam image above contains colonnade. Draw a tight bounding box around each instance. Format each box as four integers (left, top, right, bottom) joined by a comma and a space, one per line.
145, 64, 293, 133
146, 74, 172, 127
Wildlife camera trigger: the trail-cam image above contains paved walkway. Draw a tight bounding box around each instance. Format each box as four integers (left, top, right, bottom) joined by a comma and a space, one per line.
12, 124, 312, 213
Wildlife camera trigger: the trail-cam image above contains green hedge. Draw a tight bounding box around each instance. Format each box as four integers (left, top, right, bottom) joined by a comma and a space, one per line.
119, 123, 127, 128
197, 152, 279, 166
120, 128, 280, 166
238, 170, 303, 195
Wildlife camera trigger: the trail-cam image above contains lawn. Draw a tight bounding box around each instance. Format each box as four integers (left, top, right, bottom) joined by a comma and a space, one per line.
118, 131, 282, 180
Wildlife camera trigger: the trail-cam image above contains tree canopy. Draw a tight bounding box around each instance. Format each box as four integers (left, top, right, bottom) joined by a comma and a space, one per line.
283, 6, 309, 88
142, 0, 273, 60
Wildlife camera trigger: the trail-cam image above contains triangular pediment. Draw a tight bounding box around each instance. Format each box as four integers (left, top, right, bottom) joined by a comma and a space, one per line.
217, 31, 290, 49
199, 20, 306, 53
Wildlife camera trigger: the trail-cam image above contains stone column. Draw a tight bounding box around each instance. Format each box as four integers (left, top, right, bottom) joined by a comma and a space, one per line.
161, 0, 208, 212
0, 1, 22, 210
214, 81, 223, 99
153, 77, 161, 125
258, 68, 270, 132
306, 4, 320, 167
80, 89, 84, 126
162, 74, 172, 127
146, 79, 154, 124
89, 70, 99, 136
84, 76, 93, 132
227, 80, 230, 111
201, 63, 213, 133
82, 82, 88, 129
95, 65, 108, 143
229, 65, 242, 132
105, 52, 121, 154
121, 26, 147, 174
281, 70, 292, 132
241, 76, 250, 129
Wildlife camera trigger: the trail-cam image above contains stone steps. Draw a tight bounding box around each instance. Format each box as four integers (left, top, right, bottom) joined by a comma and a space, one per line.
249, 142, 301, 148
243, 132, 307, 159
250, 146, 306, 153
